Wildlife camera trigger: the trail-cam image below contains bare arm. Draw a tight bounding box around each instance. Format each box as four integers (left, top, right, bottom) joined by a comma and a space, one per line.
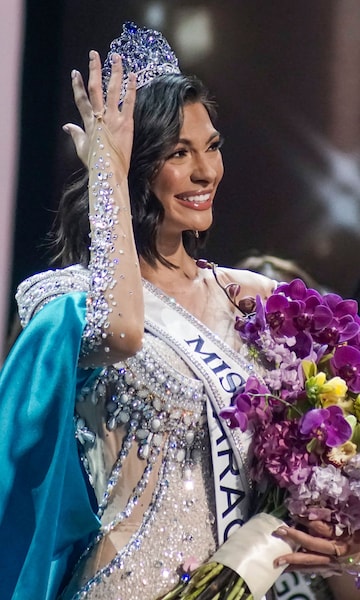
64, 51, 144, 367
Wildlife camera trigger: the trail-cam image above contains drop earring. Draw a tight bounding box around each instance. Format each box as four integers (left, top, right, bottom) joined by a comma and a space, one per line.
194, 230, 199, 239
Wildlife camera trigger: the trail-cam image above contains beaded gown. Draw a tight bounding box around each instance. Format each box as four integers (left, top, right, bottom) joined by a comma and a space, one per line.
65, 268, 275, 600
15, 262, 274, 600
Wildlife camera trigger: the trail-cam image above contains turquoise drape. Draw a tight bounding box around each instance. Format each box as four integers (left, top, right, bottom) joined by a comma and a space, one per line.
0, 293, 100, 600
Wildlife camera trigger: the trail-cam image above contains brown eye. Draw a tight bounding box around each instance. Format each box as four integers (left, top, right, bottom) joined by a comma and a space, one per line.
209, 138, 223, 152
168, 148, 187, 159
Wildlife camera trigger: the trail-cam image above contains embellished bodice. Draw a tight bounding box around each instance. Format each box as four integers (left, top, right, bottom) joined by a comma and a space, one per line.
63, 332, 217, 600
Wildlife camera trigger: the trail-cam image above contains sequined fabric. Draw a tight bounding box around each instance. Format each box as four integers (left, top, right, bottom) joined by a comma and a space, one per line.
62, 333, 217, 600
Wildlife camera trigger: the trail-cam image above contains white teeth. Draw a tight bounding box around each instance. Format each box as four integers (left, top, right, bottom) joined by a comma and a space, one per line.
180, 194, 210, 203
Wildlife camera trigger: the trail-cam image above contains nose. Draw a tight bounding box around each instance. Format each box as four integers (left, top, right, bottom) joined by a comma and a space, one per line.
190, 153, 219, 185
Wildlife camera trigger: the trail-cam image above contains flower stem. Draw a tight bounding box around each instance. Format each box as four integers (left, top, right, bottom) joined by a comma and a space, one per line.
197, 564, 223, 587
159, 582, 186, 600
193, 566, 235, 600
226, 577, 245, 600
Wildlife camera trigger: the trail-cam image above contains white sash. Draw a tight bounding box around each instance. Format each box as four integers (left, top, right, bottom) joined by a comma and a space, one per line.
143, 280, 254, 543
143, 281, 318, 600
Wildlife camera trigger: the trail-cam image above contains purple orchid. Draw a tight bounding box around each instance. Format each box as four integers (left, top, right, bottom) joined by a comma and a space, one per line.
311, 294, 360, 347
265, 293, 300, 337
275, 278, 322, 303
219, 392, 251, 431
300, 405, 352, 447
330, 345, 360, 394
236, 295, 266, 345
219, 376, 271, 432
265, 280, 333, 351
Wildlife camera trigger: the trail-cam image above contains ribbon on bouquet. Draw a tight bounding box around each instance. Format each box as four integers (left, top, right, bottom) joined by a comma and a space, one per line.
211, 513, 321, 600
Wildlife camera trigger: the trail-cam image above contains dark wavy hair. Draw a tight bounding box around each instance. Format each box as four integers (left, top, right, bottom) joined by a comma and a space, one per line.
51, 73, 217, 268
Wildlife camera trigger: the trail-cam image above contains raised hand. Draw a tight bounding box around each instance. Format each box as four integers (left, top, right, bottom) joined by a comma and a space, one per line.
63, 50, 136, 170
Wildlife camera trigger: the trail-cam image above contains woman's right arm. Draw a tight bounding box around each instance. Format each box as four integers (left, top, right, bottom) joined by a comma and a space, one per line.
65, 51, 144, 367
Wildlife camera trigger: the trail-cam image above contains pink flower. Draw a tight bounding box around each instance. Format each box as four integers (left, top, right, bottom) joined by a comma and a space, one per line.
182, 556, 200, 572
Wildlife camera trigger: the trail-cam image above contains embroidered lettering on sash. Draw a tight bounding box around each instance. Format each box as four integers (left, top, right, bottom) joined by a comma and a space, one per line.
211, 409, 248, 541
185, 335, 245, 393
220, 486, 246, 519
218, 449, 240, 480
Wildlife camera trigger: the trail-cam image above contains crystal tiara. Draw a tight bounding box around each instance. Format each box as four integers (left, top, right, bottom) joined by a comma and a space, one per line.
102, 21, 181, 104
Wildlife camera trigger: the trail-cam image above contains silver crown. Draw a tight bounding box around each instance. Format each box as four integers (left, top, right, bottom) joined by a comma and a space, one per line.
102, 21, 181, 104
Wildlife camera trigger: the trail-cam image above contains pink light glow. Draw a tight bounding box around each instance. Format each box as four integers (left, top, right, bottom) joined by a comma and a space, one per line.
0, 1, 24, 361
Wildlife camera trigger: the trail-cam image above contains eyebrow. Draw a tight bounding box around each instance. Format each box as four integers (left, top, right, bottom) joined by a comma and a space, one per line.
177, 131, 221, 146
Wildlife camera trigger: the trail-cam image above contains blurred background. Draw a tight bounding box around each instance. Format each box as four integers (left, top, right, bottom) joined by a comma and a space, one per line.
3, 0, 360, 357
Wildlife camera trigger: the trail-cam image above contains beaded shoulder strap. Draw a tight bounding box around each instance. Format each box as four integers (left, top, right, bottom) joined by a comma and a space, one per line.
15, 265, 90, 328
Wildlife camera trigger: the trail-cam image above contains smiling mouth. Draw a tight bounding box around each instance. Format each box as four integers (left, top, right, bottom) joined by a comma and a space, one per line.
175, 192, 212, 208
179, 193, 211, 204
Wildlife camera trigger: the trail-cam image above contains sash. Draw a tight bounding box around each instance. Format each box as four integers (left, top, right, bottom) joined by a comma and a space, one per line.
143, 280, 254, 543
143, 281, 318, 600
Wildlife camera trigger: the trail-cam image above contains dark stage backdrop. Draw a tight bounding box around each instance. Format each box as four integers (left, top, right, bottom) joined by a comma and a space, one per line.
11, 0, 360, 326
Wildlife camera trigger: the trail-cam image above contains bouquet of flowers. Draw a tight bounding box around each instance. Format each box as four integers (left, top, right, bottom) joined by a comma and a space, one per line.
158, 278, 360, 600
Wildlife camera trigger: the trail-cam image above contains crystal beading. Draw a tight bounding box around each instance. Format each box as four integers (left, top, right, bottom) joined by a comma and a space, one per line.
71, 334, 211, 598
15, 265, 90, 328
82, 126, 119, 354
102, 22, 180, 104
76, 335, 206, 517
71, 444, 185, 600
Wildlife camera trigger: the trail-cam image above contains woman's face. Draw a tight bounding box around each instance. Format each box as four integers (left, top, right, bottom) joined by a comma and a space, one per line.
151, 102, 224, 238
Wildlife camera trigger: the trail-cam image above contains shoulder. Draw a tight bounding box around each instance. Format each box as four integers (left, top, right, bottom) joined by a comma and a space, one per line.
216, 266, 278, 300
16, 265, 90, 328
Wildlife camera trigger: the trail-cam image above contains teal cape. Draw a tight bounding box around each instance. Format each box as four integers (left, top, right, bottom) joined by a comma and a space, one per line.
0, 292, 100, 600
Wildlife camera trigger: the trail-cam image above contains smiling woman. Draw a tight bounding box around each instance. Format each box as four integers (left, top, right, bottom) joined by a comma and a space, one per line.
0, 20, 357, 600
151, 102, 223, 255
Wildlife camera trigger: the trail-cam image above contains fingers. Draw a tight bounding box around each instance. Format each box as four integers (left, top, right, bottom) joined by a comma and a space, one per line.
62, 123, 86, 145
121, 72, 136, 119
87, 50, 104, 116
277, 551, 337, 568
106, 55, 136, 118
272, 525, 360, 573
106, 54, 123, 112
273, 526, 342, 559
62, 123, 89, 166
67, 49, 135, 169
296, 518, 334, 539
71, 70, 93, 128
72, 51, 135, 122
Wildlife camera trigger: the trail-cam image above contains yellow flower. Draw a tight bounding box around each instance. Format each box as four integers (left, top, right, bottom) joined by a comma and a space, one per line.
327, 440, 357, 467
305, 370, 348, 408
319, 376, 349, 408
305, 371, 326, 402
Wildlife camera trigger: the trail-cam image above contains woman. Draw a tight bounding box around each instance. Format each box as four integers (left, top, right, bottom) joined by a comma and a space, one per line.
2, 22, 358, 600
